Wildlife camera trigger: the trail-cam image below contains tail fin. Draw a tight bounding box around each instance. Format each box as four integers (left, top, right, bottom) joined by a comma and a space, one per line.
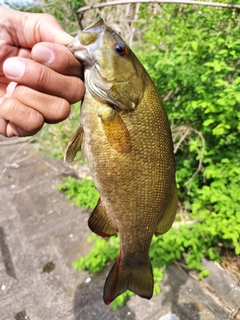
103, 255, 153, 305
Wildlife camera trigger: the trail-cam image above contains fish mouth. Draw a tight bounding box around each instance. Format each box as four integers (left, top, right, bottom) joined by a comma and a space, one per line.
67, 35, 85, 53
67, 34, 94, 67
68, 17, 105, 67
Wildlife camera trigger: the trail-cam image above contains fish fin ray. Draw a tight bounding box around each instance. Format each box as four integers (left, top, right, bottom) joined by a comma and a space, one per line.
99, 109, 132, 154
64, 125, 84, 163
104, 255, 153, 304
155, 185, 178, 236
88, 199, 117, 237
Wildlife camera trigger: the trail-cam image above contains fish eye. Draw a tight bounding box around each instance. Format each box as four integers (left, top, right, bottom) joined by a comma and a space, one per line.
114, 43, 128, 56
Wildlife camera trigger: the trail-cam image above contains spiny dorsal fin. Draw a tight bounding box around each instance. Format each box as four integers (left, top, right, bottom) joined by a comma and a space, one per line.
64, 125, 84, 163
88, 198, 117, 238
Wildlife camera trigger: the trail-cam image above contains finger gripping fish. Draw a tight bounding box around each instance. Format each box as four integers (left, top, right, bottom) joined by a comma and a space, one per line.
65, 17, 178, 305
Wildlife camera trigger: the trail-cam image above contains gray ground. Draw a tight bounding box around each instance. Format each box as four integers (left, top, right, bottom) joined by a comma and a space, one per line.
0, 136, 239, 320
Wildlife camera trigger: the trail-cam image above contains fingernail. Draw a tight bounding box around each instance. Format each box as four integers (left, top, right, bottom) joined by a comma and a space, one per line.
6, 123, 21, 137
55, 31, 74, 45
3, 58, 25, 79
33, 45, 55, 65
6, 81, 18, 96
0, 82, 17, 106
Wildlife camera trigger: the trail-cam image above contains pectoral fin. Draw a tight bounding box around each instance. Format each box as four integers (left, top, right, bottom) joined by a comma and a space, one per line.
88, 198, 117, 237
99, 109, 132, 154
155, 185, 178, 236
64, 125, 84, 163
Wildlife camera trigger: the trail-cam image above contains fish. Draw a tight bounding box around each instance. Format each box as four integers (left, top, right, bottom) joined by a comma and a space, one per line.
65, 17, 178, 305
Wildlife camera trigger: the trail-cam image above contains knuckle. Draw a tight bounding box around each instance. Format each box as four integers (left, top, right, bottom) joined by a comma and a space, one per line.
46, 98, 70, 123
20, 105, 44, 132
28, 105, 43, 130
0, 97, 44, 132
42, 13, 56, 22
67, 78, 85, 104
35, 67, 47, 88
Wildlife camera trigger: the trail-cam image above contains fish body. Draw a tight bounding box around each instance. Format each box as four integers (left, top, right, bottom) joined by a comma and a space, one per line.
65, 17, 178, 304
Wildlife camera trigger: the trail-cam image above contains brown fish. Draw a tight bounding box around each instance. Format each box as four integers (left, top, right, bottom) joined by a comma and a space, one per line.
65, 17, 178, 305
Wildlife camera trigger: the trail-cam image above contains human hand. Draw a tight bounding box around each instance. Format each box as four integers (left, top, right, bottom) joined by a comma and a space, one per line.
0, 7, 84, 137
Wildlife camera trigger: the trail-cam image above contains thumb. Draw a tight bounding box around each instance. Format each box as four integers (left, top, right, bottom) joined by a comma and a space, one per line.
25, 11, 74, 46
54, 31, 74, 46
2, 7, 73, 47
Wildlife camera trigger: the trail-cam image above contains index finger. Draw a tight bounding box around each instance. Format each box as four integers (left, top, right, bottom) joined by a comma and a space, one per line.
31, 42, 83, 79
3, 57, 84, 104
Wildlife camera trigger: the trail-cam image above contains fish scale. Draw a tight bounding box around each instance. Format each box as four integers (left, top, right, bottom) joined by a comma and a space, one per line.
65, 17, 178, 304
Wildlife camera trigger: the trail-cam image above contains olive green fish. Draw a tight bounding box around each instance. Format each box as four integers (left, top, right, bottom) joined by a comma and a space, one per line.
65, 17, 178, 305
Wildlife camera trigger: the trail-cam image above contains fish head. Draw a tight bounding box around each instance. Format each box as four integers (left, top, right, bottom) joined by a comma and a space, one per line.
68, 17, 145, 110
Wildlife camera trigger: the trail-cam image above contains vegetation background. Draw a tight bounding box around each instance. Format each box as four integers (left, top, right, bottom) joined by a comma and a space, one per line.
4, 0, 240, 309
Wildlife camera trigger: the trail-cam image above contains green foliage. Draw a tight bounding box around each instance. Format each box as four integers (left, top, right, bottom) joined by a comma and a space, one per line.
57, 176, 99, 209
191, 159, 240, 255
110, 291, 134, 311
136, 3, 240, 208
135, 4, 240, 275
72, 233, 119, 272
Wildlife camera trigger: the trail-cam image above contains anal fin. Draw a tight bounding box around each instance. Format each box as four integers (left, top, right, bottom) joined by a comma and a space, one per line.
88, 198, 117, 238
64, 125, 84, 163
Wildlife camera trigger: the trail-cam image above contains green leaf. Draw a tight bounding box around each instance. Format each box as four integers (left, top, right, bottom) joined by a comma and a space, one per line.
199, 269, 210, 280
191, 41, 198, 52
212, 123, 230, 136
203, 119, 215, 127
235, 92, 240, 103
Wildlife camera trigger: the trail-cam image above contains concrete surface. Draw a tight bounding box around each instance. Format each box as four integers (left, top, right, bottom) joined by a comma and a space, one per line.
0, 136, 239, 320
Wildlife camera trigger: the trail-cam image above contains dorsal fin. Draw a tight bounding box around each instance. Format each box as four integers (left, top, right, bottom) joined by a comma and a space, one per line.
155, 185, 178, 236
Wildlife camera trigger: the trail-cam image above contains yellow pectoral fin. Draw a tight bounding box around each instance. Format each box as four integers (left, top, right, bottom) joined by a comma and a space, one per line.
99, 109, 132, 154
155, 185, 178, 236
88, 198, 117, 237
64, 125, 84, 163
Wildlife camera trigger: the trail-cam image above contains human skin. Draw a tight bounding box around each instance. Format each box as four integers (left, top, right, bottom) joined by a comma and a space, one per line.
0, 6, 84, 137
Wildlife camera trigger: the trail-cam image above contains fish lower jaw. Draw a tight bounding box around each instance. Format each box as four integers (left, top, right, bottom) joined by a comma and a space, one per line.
74, 51, 93, 67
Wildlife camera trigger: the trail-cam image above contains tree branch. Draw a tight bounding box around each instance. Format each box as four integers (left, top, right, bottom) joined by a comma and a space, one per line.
77, 0, 240, 14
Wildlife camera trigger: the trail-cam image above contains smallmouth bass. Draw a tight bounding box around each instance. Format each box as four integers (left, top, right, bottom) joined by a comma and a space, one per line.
65, 17, 178, 305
